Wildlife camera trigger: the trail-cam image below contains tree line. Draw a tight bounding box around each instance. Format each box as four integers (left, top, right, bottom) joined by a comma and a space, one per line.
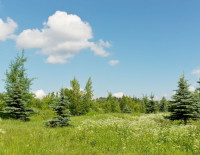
0, 52, 200, 126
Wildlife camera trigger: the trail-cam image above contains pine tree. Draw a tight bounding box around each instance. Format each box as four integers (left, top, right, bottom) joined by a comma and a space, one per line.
167, 74, 198, 125
191, 90, 200, 119
3, 51, 34, 121
197, 78, 200, 96
45, 88, 71, 127
159, 96, 168, 112
145, 94, 156, 113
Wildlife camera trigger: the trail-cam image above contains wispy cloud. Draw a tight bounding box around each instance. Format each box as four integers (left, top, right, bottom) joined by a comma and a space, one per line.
191, 69, 200, 75
109, 60, 119, 66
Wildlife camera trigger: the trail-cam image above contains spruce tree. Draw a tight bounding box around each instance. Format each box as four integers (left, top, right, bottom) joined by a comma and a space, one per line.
3, 51, 34, 121
145, 94, 156, 113
167, 74, 197, 125
159, 96, 168, 112
191, 90, 200, 119
192, 79, 200, 118
45, 88, 71, 127
197, 78, 200, 96
123, 104, 132, 113
142, 95, 149, 113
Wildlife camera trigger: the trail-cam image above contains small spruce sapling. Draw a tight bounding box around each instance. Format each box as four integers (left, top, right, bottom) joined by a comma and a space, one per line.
45, 88, 71, 127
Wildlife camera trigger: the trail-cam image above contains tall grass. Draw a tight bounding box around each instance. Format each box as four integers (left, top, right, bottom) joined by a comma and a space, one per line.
0, 112, 200, 154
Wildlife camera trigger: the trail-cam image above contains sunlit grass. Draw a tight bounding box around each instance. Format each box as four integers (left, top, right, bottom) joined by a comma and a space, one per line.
0, 111, 200, 154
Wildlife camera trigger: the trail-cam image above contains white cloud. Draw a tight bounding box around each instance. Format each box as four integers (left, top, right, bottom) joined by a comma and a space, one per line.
189, 85, 195, 92
109, 60, 119, 66
113, 92, 124, 98
16, 11, 110, 64
0, 17, 17, 41
191, 69, 200, 75
33, 89, 46, 99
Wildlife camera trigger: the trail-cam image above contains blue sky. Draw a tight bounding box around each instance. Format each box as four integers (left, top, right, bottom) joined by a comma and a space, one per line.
0, 0, 200, 99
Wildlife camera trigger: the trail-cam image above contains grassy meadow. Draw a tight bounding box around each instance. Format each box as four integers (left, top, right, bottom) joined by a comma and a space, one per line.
0, 111, 200, 154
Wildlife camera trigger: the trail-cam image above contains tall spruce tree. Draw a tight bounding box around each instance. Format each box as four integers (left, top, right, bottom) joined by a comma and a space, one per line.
3, 51, 34, 121
45, 88, 71, 127
167, 74, 198, 125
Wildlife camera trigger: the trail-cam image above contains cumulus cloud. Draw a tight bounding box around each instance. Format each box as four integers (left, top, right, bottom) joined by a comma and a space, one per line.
109, 60, 119, 66
33, 89, 46, 99
0, 17, 17, 41
113, 92, 124, 98
191, 69, 200, 75
189, 85, 195, 92
16, 11, 110, 63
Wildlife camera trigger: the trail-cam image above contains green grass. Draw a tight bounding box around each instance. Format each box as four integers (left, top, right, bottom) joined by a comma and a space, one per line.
0, 111, 200, 154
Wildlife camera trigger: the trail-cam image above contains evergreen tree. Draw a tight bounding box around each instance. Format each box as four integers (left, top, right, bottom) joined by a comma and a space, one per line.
83, 77, 94, 113
191, 90, 200, 119
45, 88, 71, 127
145, 94, 156, 113
2, 51, 34, 121
167, 75, 198, 125
120, 95, 128, 112
159, 96, 168, 112
123, 104, 132, 113
0, 93, 5, 112
197, 78, 200, 97
120, 95, 133, 113
142, 95, 149, 113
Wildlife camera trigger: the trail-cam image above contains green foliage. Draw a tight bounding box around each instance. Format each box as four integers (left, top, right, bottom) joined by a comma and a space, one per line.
192, 90, 200, 119
45, 88, 71, 127
105, 93, 121, 113
167, 74, 200, 125
197, 78, 200, 95
159, 96, 168, 112
67, 77, 83, 115
2, 51, 34, 121
82, 77, 94, 114
123, 104, 132, 113
145, 94, 156, 113
120, 95, 134, 113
